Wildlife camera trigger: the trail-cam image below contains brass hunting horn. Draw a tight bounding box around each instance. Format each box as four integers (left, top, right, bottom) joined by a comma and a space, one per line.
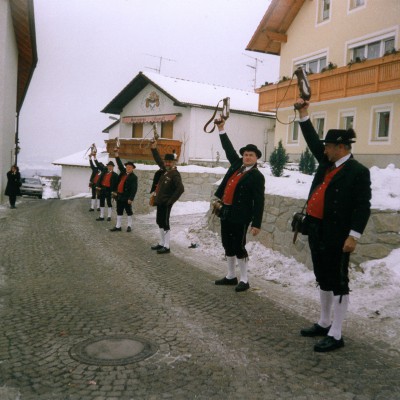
203, 97, 230, 133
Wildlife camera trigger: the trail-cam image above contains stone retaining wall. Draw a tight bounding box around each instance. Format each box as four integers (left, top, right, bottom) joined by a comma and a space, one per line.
133, 169, 400, 268
207, 192, 400, 268
133, 169, 223, 214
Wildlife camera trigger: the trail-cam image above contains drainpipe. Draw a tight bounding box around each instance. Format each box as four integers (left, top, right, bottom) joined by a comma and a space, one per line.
15, 112, 20, 165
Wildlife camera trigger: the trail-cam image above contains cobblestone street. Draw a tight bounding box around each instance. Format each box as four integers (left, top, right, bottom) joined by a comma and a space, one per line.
0, 198, 399, 400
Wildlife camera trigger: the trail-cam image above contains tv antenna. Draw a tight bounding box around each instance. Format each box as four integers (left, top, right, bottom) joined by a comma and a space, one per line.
243, 53, 264, 89
144, 54, 176, 74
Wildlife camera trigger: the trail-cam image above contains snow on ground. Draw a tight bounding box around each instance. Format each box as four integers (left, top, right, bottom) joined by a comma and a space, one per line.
169, 200, 400, 319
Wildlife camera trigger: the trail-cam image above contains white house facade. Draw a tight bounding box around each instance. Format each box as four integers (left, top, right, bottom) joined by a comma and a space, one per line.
101, 71, 276, 164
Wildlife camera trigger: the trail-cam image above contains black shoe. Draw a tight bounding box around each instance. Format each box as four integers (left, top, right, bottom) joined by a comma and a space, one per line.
10, 205, 16, 209
215, 277, 238, 286
89, 208, 94, 212
107, 217, 111, 221
127, 226, 132, 232
151, 244, 164, 250
110, 227, 121, 232
300, 324, 331, 337
314, 336, 344, 352
97, 208, 100, 211
157, 247, 170, 254
235, 281, 250, 292
96, 217, 105, 221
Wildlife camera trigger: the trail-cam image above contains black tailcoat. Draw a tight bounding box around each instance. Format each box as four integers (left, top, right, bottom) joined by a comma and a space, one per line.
300, 119, 371, 247
115, 157, 138, 201
215, 133, 265, 228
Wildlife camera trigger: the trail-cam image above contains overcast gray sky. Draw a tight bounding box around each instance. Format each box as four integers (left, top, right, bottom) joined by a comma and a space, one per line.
18, 0, 279, 168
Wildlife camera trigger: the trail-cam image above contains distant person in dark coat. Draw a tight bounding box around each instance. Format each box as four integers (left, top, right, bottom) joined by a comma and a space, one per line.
150, 140, 184, 254
5, 165, 21, 209
213, 117, 265, 292
88, 153, 101, 212
297, 99, 371, 353
94, 160, 118, 222
110, 149, 138, 232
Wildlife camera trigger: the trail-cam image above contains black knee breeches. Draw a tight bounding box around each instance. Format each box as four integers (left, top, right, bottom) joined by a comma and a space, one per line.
156, 204, 172, 230
307, 217, 349, 296
221, 220, 249, 259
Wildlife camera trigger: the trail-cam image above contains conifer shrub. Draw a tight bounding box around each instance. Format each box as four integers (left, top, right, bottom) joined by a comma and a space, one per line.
269, 140, 289, 177
299, 147, 316, 175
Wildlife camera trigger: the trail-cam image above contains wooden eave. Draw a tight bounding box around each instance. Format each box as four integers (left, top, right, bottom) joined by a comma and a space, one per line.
246, 0, 306, 55
9, 0, 38, 112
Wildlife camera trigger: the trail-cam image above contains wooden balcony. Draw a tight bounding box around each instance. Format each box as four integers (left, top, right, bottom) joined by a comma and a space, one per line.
256, 52, 400, 112
105, 138, 182, 162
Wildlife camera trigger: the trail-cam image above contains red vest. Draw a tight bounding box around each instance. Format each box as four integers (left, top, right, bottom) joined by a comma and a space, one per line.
306, 165, 344, 219
117, 174, 127, 194
101, 172, 112, 188
93, 173, 100, 184
222, 168, 247, 205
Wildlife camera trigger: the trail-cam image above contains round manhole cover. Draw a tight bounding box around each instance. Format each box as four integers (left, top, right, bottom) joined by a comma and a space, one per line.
69, 335, 158, 366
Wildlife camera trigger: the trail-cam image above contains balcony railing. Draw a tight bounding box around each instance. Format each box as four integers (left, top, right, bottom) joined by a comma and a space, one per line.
256, 52, 400, 112
104, 138, 182, 162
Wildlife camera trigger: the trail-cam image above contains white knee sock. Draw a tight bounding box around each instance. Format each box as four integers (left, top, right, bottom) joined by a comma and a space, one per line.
127, 215, 132, 227
226, 256, 237, 279
159, 229, 165, 246
237, 258, 248, 283
328, 295, 349, 340
164, 230, 170, 249
91, 199, 95, 209
116, 215, 122, 228
100, 207, 105, 218
107, 208, 112, 218
318, 289, 334, 328
96, 199, 100, 209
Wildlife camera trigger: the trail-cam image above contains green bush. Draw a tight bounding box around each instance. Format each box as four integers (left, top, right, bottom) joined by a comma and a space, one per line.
299, 147, 316, 175
269, 140, 289, 177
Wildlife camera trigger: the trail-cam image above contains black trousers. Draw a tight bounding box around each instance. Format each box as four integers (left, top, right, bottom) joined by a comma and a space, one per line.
99, 188, 112, 207
307, 217, 350, 296
221, 219, 249, 259
116, 198, 133, 216
156, 204, 172, 230
8, 195, 17, 207
90, 186, 97, 200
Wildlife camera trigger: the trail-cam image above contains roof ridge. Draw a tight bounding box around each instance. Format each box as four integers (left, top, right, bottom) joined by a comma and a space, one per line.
141, 70, 254, 94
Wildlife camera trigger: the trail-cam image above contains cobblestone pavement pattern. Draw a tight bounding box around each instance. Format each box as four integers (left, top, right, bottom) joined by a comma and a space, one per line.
0, 198, 399, 400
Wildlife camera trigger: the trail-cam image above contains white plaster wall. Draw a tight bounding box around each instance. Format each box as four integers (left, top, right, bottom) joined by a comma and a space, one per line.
188, 107, 275, 163
59, 166, 92, 199
0, 0, 18, 203
119, 85, 187, 139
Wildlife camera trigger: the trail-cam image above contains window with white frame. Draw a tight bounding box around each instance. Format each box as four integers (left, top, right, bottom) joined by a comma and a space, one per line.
288, 121, 300, 144
312, 115, 326, 139
297, 56, 327, 74
349, 0, 365, 10
371, 106, 391, 141
349, 34, 396, 62
318, 0, 331, 23
339, 110, 355, 130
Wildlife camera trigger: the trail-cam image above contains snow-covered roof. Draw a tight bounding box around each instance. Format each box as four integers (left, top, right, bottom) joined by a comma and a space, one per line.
101, 71, 275, 117
53, 147, 108, 167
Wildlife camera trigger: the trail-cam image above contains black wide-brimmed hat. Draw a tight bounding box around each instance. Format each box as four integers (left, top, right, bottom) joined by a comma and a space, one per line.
322, 129, 356, 144
125, 161, 136, 168
239, 144, 262, 159
107, 161, 115, 166
164, 154, 175, 161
